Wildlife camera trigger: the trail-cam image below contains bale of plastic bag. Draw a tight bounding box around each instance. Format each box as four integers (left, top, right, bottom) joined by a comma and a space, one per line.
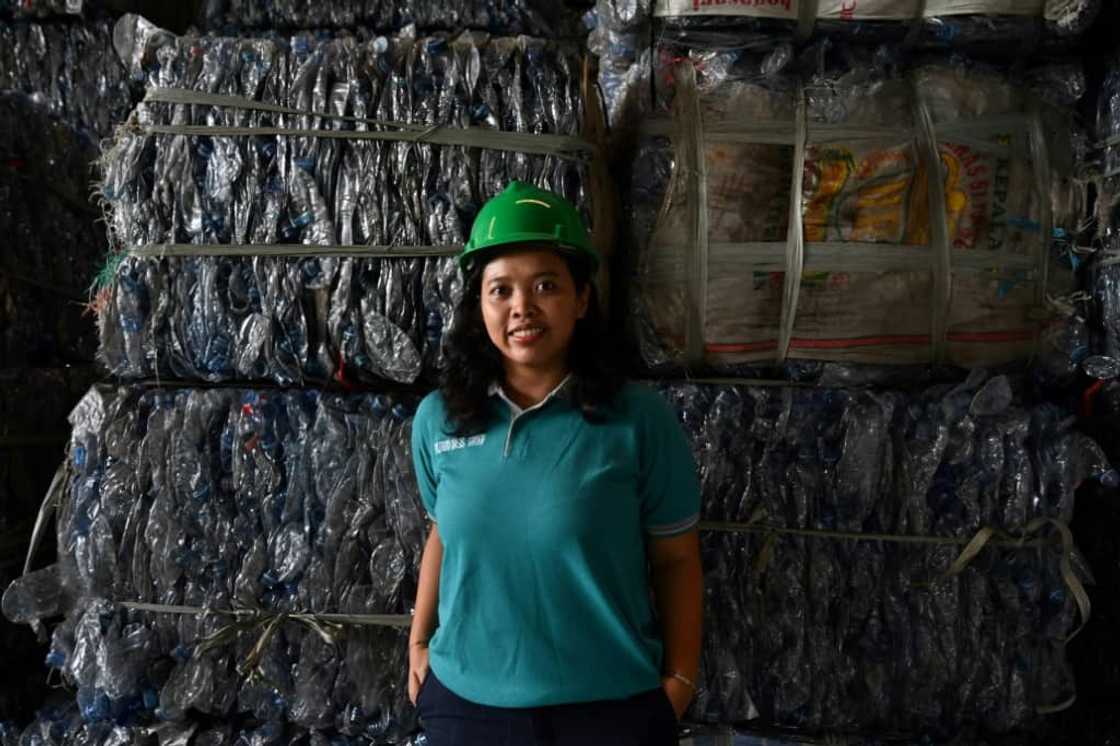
624, 44, 1085, 373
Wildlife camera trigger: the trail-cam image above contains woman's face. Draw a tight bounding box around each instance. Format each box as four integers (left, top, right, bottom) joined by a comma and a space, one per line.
479, 248, 590, 380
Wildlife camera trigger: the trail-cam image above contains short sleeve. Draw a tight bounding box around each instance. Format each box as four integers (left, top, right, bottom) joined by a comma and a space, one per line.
636, 387, 701, 537
411, 393, 441, 520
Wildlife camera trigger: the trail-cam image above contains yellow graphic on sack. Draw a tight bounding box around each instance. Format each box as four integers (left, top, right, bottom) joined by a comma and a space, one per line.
802, 143, 971, 248
905, 148, 969, 247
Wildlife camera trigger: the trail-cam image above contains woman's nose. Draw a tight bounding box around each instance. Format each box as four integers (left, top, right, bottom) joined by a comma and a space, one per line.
510, 289, 536, 317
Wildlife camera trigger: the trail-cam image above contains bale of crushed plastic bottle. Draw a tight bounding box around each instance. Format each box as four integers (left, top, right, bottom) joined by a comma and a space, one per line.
96, 21, 606, 386
7, 375, 1109, 738
0, 17, 131, 139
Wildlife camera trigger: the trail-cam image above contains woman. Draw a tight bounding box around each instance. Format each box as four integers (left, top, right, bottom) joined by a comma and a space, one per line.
408, 181, 703, 746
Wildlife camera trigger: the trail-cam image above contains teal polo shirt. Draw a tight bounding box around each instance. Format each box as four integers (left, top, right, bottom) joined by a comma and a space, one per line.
410, 379, 701, 708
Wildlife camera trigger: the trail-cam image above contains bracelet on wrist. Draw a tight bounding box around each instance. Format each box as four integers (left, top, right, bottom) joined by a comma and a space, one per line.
666, 671, 695, 690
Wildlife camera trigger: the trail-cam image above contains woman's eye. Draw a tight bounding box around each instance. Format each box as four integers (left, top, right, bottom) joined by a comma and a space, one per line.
536, 280, 557, 293
489, 286, 510, 298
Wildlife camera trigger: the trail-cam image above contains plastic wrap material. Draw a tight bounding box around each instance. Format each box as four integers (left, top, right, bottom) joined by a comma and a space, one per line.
193, 0, 577, 37
660, 376, 1110, 734
46, 385, 422, 738
628, 49, 1084, 372
0, 19, 132, 139
0, 92, 105, 367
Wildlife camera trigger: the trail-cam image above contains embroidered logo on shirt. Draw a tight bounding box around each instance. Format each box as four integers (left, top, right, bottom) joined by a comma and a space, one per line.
434, 434, 486, 454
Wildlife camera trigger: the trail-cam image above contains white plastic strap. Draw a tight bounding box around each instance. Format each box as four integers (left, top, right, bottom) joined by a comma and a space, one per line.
136, 88, 595, 159
702, 241, 1038, 273
776, 85, 807, 363
912, 90, 952, 364
672, 62, 710, 369
1028, 105, 1054, 354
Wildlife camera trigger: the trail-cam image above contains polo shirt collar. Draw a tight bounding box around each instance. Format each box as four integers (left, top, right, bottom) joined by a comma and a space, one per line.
489, 374, 574, 417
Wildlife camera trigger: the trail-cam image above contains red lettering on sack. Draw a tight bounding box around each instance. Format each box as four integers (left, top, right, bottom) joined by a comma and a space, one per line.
689, 0, 792, 11
966, 164, 989, 180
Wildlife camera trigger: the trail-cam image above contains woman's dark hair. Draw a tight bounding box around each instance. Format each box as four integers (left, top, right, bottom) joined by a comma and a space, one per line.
439, 246, 624, 436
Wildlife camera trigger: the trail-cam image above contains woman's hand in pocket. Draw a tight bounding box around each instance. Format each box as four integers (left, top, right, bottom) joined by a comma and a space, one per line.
408, 641, 431, 706
660, 676, 692, 721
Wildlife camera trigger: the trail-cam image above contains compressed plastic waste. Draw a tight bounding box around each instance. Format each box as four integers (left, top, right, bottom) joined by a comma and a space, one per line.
39, 384, 423, 738
659, 373, 1110, 548
97, 25, 597, 384
1091, 58, 1120, 364
624, 45, 1085, 372
1097, 55, 1120, 182
97, 254, 460, 385
0, 18, 132, 139
2, 0, 88, 19
0, 366, 100, 728
15, 375, 1108, 737
589, 0, 1098, 129
102, 25, 591, 250
11, 695, 416, 745
1090, 247, 1120, 363
193, 0, 578, 37
658, 375, 1110, 734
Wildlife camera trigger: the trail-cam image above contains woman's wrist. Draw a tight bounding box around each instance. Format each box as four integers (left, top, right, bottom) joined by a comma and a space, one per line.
664, 671, 695, 691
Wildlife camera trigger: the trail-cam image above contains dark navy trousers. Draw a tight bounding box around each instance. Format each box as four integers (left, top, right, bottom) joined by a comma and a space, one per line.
416, 669, 680, 746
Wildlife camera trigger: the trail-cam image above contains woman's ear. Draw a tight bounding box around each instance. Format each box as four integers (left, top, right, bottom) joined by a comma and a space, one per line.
577, 284, 591, 319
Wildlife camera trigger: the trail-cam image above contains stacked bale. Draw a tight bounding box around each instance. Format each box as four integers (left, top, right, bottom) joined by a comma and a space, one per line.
96, 25, 601, 386
586, 0, 1111, 742
6, 374, 1109, 740
611, 40, 1087, 373
3, 10, 609, 741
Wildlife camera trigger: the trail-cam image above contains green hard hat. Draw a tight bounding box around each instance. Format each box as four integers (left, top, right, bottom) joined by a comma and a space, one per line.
461, 181, 598, 270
